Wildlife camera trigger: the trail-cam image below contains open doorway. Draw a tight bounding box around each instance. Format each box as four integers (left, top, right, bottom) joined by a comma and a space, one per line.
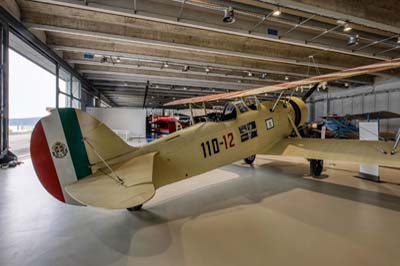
8, 49, 56, 159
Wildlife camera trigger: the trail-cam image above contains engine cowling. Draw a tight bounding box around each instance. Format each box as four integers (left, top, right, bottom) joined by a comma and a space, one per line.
287, 97, 308, 127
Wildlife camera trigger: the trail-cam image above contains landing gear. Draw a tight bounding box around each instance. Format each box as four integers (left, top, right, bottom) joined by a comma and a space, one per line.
310, 159, 324, 177
127, 204, 143, 211
244, 155, 256, 165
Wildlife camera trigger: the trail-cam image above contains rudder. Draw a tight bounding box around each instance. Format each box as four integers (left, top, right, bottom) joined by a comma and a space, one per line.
30, 108, 136, 205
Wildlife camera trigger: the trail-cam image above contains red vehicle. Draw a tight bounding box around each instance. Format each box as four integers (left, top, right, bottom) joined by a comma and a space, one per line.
150, 115, 189, 135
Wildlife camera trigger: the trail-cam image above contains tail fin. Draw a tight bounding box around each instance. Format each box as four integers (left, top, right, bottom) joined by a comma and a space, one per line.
30, 108, 137, 205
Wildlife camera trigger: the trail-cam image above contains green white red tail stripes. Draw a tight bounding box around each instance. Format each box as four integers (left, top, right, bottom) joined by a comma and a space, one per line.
31, 108, 92, 205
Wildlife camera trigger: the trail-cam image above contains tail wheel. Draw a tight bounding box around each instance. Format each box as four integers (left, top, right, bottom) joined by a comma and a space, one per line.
310, 160, 324, 177
127, 204, 143, 211
244, 155, 256, 165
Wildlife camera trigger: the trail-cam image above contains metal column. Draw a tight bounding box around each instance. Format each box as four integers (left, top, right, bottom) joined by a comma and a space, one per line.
0, 22, 9, 158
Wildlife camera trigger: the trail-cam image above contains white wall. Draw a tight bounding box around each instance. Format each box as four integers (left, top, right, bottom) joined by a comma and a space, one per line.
87, 107, 146, 138
310, 77, 400, 133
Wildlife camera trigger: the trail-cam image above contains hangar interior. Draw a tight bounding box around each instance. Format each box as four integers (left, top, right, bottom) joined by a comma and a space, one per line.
0, 1, 400, 266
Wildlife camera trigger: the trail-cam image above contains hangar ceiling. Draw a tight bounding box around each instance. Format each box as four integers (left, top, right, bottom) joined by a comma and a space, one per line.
15, 0, 400, 107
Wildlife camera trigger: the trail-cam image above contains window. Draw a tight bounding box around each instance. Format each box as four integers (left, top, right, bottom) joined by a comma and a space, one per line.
57, 67, 82, 108
235, 102, 249, 113
8, 39, 56, 157
58, 93, 69, 108
221, 103, 237, 121
58, 67, 71, 95
72, 77, 81, 99
244, 97, 258, 110
72, 99, 81, 108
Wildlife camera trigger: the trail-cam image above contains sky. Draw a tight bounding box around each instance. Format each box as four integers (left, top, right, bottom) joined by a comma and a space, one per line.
9, 49, 56, 119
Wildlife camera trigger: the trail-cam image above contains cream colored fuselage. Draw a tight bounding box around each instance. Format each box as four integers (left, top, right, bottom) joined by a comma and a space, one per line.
138, 100, 297, 189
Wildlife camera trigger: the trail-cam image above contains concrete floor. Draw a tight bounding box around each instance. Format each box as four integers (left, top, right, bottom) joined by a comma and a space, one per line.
1, 156, 400, 266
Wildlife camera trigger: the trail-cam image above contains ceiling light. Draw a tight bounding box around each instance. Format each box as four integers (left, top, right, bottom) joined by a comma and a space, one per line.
397, 37, 400, 43
247, 71, 253, 77
182, 65, 190, 72
183, 87, 188, 90
100, 56, 108, 63
343, 24, 352, 32
115, 57, 121, 63
205, 66, 210, 73
336, 20, 346, 26
272, 8, 281, 17
212, 88, 216, 92
123, 82, 128, 87
173, 97, 176, 100
163, 62, 169, 68
261, 73, 267, 79
285, 76, 289, 81
155, 85, 159, 89
344, 82, 349, 88
347, 34, 359, 46
223, 6, 235, 24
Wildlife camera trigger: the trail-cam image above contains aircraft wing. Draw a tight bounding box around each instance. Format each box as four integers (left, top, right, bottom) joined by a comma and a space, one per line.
165, 58, 400, 106
321, 111, 400, 120
265, 138, 400, 168
65, 152, 157, 209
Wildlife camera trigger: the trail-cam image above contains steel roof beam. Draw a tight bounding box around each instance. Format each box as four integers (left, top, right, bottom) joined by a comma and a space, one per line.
27, 0, 392, 60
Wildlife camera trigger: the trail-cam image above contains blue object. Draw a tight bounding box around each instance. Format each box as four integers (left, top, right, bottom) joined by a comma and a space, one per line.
267, 28, 278, 36
84, 53, 94, 59
324, 117, 359, 138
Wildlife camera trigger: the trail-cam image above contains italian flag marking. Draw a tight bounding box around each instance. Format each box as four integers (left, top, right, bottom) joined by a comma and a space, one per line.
30, 109, 92, 204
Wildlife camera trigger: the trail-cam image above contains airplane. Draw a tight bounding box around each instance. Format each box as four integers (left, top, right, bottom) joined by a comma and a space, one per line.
300, 111, 400, 140
30, 58, 400, 211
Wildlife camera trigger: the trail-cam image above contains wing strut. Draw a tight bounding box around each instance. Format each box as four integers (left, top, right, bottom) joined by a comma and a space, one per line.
391, 128, 400, 155
271, 91, 285, 112
189, 103, 195, 124
302, 83, 319, 101
288, 115, 302, 139
84, 137, 124, 185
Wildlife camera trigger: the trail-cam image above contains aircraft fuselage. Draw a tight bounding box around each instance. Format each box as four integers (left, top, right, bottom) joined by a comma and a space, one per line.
136, 99, 306, 188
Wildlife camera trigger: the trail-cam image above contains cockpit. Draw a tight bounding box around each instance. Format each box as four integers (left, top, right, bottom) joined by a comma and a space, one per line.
194, 97, 260, 123
220, 101, 249, 121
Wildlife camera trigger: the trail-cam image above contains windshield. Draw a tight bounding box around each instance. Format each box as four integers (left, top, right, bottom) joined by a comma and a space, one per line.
221, 103, 237, 121
235, 102, 249, 113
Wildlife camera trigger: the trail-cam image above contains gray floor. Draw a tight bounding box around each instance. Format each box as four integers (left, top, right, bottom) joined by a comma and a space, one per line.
1, 156, 400, 266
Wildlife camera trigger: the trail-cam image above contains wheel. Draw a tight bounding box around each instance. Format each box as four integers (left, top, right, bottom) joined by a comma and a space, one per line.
127, 204, 143, 211
244, 155, 256, 165
310, 159, 324, 177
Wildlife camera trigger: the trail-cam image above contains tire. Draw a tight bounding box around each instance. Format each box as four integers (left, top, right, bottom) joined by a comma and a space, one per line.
244, 155, 256, 165
310, 159, 324, 177
127, 204, 143, 211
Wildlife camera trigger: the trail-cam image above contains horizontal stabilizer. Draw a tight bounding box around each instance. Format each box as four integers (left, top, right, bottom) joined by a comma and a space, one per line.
30, 108, 139, 205
66, 152, 157, 209
266, 138, 400, 168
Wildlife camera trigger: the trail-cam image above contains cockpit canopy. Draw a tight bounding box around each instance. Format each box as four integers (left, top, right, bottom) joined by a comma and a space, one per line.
220, 101, 249, 121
